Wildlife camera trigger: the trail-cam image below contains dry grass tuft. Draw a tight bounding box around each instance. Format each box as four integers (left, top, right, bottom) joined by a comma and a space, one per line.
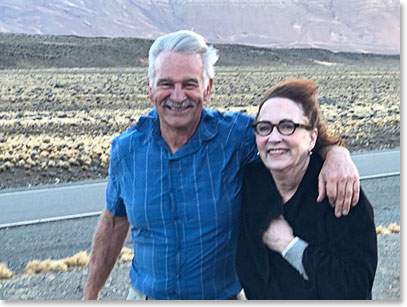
19, 249, 132, 277
0, 262, 14, 279
387, 223, 400, 233
23, 251, 91, 275
24, 259, 68, 275
62, 251, 90, 268
119, 247, 134, 261
376, 223, 400, 235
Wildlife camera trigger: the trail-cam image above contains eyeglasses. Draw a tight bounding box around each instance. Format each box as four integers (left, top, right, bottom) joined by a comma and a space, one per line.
252, 119, 312, 136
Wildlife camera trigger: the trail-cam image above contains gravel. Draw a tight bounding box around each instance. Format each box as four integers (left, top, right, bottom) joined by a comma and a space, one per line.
0, 234, 399, 300
0, 261, 132, 300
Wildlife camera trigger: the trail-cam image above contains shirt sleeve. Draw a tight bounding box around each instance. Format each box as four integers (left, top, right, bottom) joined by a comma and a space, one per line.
105, 137, 127, 217
238, 113, 259, 165
282, 236, 309, 280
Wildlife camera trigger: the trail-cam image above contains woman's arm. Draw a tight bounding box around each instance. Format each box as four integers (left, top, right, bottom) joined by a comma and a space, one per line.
263, 192, 377, 299
303, 197, 377, 299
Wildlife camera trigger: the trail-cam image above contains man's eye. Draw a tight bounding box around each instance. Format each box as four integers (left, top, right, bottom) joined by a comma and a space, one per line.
184, 83, 197, 89
157, 80, 173, 88
160, 83, 172, 88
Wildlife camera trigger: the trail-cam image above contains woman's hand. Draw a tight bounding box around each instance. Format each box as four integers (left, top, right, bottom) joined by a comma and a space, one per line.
262, 215, 295, 254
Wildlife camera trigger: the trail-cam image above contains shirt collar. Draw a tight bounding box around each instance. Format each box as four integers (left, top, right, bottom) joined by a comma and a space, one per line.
139, 107, 219, 146
197, 107, 219, 142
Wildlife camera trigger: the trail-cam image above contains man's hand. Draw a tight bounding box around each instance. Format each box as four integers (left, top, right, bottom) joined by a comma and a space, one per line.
262, 215, 294, 254
317, 146, 360, 217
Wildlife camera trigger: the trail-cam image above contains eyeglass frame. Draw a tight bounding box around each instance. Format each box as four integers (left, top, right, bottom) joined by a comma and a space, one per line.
252, 119, 313, 136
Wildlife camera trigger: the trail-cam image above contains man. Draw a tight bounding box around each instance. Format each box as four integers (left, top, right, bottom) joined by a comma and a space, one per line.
83, 30, 359, 300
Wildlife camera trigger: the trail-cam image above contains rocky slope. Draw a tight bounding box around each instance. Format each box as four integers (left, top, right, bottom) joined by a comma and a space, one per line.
0, 0, 400, 54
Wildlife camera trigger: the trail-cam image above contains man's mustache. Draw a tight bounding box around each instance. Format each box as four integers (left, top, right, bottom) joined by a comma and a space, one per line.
161, 99, 197, 109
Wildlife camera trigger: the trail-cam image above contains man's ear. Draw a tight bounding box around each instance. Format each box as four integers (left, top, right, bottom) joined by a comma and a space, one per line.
203, 79, 213, 102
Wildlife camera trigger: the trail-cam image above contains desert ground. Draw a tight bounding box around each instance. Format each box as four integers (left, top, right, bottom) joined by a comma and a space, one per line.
0, 64, 400, 190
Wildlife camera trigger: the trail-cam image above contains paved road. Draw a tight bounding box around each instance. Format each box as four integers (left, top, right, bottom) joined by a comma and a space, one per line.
0, 150, 400, 227
350, 150, 400, 178
0, 182, 106, 227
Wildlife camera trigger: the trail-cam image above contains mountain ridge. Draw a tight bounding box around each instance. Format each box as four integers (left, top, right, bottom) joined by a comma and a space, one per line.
0, 0, 400, 55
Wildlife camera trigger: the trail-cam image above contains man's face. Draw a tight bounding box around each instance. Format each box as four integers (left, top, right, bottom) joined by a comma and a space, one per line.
148, 51, 212, 133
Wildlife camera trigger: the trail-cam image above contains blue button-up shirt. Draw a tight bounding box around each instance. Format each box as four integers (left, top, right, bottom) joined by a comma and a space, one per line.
106, 107, 258, 299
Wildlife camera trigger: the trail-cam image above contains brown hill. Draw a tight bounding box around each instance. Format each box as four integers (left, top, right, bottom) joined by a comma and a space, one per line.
0, 33, 399, 69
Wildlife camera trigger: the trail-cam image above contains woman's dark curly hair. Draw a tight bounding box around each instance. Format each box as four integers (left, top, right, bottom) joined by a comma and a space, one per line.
255, 79, 343, 151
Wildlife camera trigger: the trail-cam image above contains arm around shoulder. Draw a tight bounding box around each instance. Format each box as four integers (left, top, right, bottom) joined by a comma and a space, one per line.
318, 145, 360, 217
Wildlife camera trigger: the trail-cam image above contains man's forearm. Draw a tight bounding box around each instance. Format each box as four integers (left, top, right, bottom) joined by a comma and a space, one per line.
318, 144, 349, 161
317, 144, 359, 216
83, 210, 129, 299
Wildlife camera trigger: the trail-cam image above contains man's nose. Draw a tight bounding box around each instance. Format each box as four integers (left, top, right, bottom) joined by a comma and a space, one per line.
170, 84, 186, 102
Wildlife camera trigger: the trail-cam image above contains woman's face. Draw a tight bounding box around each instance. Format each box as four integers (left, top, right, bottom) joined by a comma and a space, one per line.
255, 97, 318, 174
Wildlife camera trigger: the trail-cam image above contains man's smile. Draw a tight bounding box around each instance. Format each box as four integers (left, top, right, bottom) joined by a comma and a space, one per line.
161, 99, 196, 111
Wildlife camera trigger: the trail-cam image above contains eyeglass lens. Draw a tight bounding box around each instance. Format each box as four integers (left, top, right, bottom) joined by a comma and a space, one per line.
255, 121, 296, 136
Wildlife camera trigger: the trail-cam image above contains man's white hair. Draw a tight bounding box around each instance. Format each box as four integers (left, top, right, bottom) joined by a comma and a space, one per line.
148, 30, 219, 88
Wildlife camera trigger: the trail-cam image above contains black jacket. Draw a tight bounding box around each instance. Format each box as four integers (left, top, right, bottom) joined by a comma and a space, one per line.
236, 153, 378, 300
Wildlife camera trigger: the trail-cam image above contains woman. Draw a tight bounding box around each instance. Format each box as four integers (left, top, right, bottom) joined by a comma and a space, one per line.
236, 79, 377, 300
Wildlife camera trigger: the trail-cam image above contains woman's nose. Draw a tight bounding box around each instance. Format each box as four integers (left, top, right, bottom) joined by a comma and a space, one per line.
266, 126, 282, 143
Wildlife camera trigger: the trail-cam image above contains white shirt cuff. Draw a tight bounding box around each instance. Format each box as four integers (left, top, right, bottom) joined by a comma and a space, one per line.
282, 236, 299, 257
